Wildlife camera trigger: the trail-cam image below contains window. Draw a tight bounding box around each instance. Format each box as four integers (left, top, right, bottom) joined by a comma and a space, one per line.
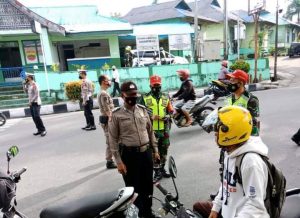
286, 30, 290, 43
22, 40, 44, 64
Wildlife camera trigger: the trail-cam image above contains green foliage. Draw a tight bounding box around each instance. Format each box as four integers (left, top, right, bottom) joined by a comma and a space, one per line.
101, 62, 110, 71
51, 63, 60, 72
230, 59, 250, 73
65, 81, 82, 101
284, 0, 300, 21
71, 64, 88, 71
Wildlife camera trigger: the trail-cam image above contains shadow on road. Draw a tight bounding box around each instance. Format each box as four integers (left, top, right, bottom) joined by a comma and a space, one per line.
78, 161, 106, 173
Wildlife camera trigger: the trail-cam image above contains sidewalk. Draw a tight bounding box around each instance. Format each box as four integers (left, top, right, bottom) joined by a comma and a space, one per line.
1, 76, 286, 119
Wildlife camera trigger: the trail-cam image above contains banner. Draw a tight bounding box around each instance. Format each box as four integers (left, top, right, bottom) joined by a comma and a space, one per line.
136, 35, 159, 51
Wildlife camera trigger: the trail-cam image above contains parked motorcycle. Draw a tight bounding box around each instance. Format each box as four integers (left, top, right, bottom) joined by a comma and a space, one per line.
0, 146, 28, 218
0, 112, 6, 126
40, 187, 139, 218
172, 94, 215, 128
204, 80, 230, 101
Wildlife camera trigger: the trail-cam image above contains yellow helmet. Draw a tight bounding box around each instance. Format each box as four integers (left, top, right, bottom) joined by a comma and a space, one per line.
217, 106, 252, 146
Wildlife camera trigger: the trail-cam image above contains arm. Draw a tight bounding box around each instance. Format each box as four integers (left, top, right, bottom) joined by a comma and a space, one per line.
145, 111, 158, 154
172, 85, 183, 98
248, 95, 260, 135
31, 83, 39, 103
108, 114, 122, 164
211, 185, 223, 213
100, 93, 113, 117
236, 159, 268, 217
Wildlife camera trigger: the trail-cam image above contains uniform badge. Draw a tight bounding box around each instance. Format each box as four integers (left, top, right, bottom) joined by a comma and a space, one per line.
249, 186, 256, 198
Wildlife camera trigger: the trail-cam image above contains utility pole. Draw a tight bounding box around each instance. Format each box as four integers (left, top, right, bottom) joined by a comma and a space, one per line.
253, 12, 259, 83
274, 0, 279, 81
223, 0, 228, 60
237, 16, 240, 59
194, 0, 199, 62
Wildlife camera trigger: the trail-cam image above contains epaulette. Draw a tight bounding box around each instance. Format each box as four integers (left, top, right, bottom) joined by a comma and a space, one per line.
137, 104, 146, 109
112, 107, 121, 113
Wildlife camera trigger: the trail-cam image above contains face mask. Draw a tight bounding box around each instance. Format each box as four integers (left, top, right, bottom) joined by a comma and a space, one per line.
179, 77, 185, 81
25, 78, 29, 83
106, 81, 112, 87
227, 83, 240, 92
79, 75, 83, 79
112, 69, 115, 71
151, 86, 161, 94
124, 96, 138, 106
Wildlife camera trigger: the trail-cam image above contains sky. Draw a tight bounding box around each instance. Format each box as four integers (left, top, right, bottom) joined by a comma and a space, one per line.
18, 0, 290, 17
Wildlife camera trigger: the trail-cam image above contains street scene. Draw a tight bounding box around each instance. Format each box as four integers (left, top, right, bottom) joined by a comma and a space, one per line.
1, 0, 300, 217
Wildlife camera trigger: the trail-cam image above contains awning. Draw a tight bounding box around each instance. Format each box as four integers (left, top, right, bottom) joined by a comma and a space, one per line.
133, 23, 194, 36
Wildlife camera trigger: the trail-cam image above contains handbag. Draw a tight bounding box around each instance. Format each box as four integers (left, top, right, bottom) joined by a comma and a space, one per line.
99, 115, 109, 124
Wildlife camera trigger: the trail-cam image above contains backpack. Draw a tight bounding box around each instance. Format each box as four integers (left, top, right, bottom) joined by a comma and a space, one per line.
234, 152, 286, 218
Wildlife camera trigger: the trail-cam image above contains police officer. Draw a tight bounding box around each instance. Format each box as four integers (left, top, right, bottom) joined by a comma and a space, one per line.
79, 70, 96, 131
97, 74, 117, 169
108, 81, 160, 218
25, 73, 47, 136
140, 75, 173, 182
225, 69, 260, 136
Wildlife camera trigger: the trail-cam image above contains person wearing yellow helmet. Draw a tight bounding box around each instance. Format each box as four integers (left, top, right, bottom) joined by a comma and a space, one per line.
193, 106, 269, 218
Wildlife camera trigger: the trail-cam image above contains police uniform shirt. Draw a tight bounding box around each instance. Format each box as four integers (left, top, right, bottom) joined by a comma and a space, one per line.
97, 90, 114, 116
81, 79, 93, 104
28, 81, 42, 105
108, 105, 158, 164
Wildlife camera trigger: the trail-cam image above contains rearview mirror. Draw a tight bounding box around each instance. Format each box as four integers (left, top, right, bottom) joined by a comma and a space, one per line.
168, 156, 177, 178
7, 146, 19, 160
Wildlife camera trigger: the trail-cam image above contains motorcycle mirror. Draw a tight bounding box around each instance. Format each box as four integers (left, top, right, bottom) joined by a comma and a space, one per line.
7, 145, 19, 160
168, 156, 177, 178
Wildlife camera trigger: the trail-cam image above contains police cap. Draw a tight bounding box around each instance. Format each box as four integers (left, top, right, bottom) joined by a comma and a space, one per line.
121, 81, 138, 92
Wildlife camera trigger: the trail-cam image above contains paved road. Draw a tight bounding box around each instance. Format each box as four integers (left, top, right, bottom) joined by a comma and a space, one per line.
0, 57, 299, 218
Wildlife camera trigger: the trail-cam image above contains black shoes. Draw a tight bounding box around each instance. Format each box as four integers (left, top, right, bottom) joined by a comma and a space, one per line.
153, 170, 163, 183
82, 126, 96, 131
106, 160, 117, 169
85, 126, 96, 131
161, 168, 171, 178
33, 131, 47, 136
291, 136, 300, 146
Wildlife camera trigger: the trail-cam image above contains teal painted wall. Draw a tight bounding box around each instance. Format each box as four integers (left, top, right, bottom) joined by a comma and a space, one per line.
34, 59, 270, 100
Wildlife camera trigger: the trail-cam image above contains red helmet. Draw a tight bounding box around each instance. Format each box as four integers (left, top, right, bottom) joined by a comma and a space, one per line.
177, 69, 190, 80
226, 69, 249, 84
150, 75, 162, 86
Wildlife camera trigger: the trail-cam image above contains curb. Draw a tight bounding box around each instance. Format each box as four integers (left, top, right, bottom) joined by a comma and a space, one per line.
1, 98, 124, 119
1, 82, 273, 119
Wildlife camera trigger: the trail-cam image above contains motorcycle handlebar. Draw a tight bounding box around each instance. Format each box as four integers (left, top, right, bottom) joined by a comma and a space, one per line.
155, 182, 169, 196
18, 167, 27, 176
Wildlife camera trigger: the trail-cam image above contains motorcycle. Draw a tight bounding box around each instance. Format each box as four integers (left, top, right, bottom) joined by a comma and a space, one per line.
40, 187, 139, 218
0, 112, 6, 126
204, 80, 230, 101
172, 94, 215, 128
154, 156, 300, 218
0, 146, 28, 218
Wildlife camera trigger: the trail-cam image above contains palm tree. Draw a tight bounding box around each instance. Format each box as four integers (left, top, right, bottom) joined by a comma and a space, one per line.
284, 0, 300, 24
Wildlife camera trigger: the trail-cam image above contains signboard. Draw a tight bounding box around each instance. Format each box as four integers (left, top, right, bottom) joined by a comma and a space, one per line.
168, 34, 191, 51
24, 46, 38, 64
248, 0, 266, 15
136, 35, 159, 51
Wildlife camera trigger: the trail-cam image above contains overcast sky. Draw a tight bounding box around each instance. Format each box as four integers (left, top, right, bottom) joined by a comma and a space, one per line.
19, 0, 290, 17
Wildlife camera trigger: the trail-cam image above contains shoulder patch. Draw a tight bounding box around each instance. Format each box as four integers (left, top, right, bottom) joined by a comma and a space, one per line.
112, 107, 121, 113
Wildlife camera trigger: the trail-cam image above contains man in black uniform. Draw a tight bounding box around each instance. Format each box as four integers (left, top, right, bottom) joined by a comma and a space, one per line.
108, 81, 160, 218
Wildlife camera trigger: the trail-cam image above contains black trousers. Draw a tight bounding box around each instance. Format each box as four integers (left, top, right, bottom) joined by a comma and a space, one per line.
83, 98, 95, 127
293, 128, 300, 141
30, 103, 45, 132
112, 82, 121, 97
121, 148, 153, 217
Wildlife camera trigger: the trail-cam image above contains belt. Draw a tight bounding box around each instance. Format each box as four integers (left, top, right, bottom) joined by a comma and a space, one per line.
123, 144, 149, 153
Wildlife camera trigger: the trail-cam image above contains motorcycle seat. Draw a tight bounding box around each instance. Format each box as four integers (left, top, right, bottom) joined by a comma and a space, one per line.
280, 193, 300, 218
40, 191, 116, 218
212, 80, 227, 87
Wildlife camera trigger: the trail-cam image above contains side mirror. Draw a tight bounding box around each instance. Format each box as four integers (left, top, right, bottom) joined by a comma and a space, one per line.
7, 146, 19, 160
168, 156, 177, 178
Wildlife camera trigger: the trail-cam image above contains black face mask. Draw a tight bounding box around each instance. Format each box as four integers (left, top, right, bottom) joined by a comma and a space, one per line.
227, 83, 240, 92
25, 78, 29, 83
179, 77, 185, 81
151, 86, 161, 95
79, 75, 83, 79
124, 96, 138, 106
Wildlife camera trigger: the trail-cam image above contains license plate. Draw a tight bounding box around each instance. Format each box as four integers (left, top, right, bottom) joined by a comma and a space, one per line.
125, 204, 139, 218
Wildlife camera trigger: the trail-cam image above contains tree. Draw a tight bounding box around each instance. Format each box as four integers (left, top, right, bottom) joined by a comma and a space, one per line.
284, 0, 300, 24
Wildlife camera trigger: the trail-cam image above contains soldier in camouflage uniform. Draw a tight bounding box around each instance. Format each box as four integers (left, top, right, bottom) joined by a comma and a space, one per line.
225, 69, 260, 136
140, 75, 174, 182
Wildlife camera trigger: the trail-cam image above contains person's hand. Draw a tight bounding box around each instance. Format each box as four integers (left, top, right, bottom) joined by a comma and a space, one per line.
82, 102, 87, 106
117, 163, 127, 175
29, 102, 32, 106
108, 116, 112, 122
154, 152, 160, 161
152, 115, 161, 120
208, 211, 219, 218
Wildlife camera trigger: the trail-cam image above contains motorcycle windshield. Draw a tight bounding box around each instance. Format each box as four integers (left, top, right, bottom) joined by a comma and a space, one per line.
202, 109, 219, 132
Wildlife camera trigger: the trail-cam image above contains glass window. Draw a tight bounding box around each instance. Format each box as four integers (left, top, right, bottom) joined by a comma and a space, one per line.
22, 40, 44, 64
